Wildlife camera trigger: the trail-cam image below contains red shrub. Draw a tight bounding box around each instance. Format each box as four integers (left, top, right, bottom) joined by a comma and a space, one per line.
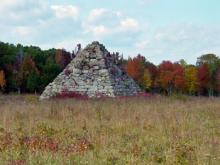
8, 160, 26, 165
56, 92, 88, 100
118, 92, 153, 99
63, 138, 93, 155
22, 136, 59, 152
0, 132, 13, 151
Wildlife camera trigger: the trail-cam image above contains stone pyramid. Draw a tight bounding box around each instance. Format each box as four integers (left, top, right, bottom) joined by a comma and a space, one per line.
40, 41, 140, 100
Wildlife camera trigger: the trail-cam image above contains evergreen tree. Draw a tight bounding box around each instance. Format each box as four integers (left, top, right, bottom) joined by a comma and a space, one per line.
41, 62, 61, 87
27, 71, 40, 93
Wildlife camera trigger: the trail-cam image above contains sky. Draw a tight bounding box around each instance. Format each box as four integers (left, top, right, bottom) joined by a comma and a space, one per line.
0, 0, 220, 64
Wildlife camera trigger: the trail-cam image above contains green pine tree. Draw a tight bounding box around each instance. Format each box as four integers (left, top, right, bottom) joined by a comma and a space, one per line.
27, 71, 40, 93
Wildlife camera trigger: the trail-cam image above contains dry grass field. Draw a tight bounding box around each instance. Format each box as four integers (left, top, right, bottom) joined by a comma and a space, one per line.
0, 95, 219, 165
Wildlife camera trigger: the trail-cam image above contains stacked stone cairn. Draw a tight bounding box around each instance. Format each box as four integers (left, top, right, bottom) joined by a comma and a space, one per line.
40, 41, 140, 100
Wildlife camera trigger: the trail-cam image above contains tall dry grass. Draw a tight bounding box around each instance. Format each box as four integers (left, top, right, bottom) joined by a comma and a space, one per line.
0, 95, 219, 164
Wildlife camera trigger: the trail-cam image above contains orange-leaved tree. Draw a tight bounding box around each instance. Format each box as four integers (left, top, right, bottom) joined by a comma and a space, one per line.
0, 70, 6, 90
173, 63, 185, 92
158, 61, 186, 94
158, 61, 174, 95
125, 54, 145, 83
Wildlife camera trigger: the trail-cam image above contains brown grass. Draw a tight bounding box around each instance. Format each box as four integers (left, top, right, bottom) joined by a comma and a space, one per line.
0, 94, 219, 164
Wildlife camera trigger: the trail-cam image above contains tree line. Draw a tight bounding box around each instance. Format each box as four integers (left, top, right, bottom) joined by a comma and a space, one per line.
124, 54, 220, 96
0, 42, 74, 93
0, 41, 220, 96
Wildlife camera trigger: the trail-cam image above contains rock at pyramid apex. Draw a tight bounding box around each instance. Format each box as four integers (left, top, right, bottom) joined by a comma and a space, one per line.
85, 41, 101, 50
86, 41, 104, 48
40, 41, 140, 100
91, 41, 101, 45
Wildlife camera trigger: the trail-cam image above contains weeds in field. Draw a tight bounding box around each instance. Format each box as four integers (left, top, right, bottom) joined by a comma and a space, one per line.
0, 95, 219, 164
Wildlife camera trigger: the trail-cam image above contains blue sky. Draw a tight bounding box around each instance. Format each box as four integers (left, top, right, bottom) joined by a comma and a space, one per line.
0, 0, 220, 64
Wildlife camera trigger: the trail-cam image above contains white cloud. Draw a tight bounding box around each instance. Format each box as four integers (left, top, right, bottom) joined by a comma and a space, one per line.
88, 8, 108, 22
51, 5, 79, 19
0, 0, 50, 26
83, 8, 140, 38
12, 26, 34, 37
82, 23, 109, 37
120, 18, 139, 31
92, 25, 108, 36
135, 23, 220, 64
82, 8, 117, 36
0, 0, 24, 9
0, 0, 83, 48
0, 0, 46, 14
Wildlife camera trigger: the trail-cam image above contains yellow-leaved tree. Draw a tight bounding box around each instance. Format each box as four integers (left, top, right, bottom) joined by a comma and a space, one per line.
184, 66, 198, 95
0, 70, 6, 90
142, 69, 152, 90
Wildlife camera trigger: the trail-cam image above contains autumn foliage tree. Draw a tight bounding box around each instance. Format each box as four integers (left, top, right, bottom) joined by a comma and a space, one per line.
157, 61, 186, 95
142, 69, 152, 90
197, 54, 220, 96
18, 55, 39, 92
184, 66, 198, 95
0, 42, 62, 93
173, 63, 185, 92
157, 61, 175, 95
216, 68, 220, 95
125, 54, 145, 83
145, 61, 158, 89
55, 49, 71, 70
197, 63, 210, 95
0, 70, 6, 90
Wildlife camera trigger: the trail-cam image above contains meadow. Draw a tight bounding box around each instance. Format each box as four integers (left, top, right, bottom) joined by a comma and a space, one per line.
0, 95, 219, 165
